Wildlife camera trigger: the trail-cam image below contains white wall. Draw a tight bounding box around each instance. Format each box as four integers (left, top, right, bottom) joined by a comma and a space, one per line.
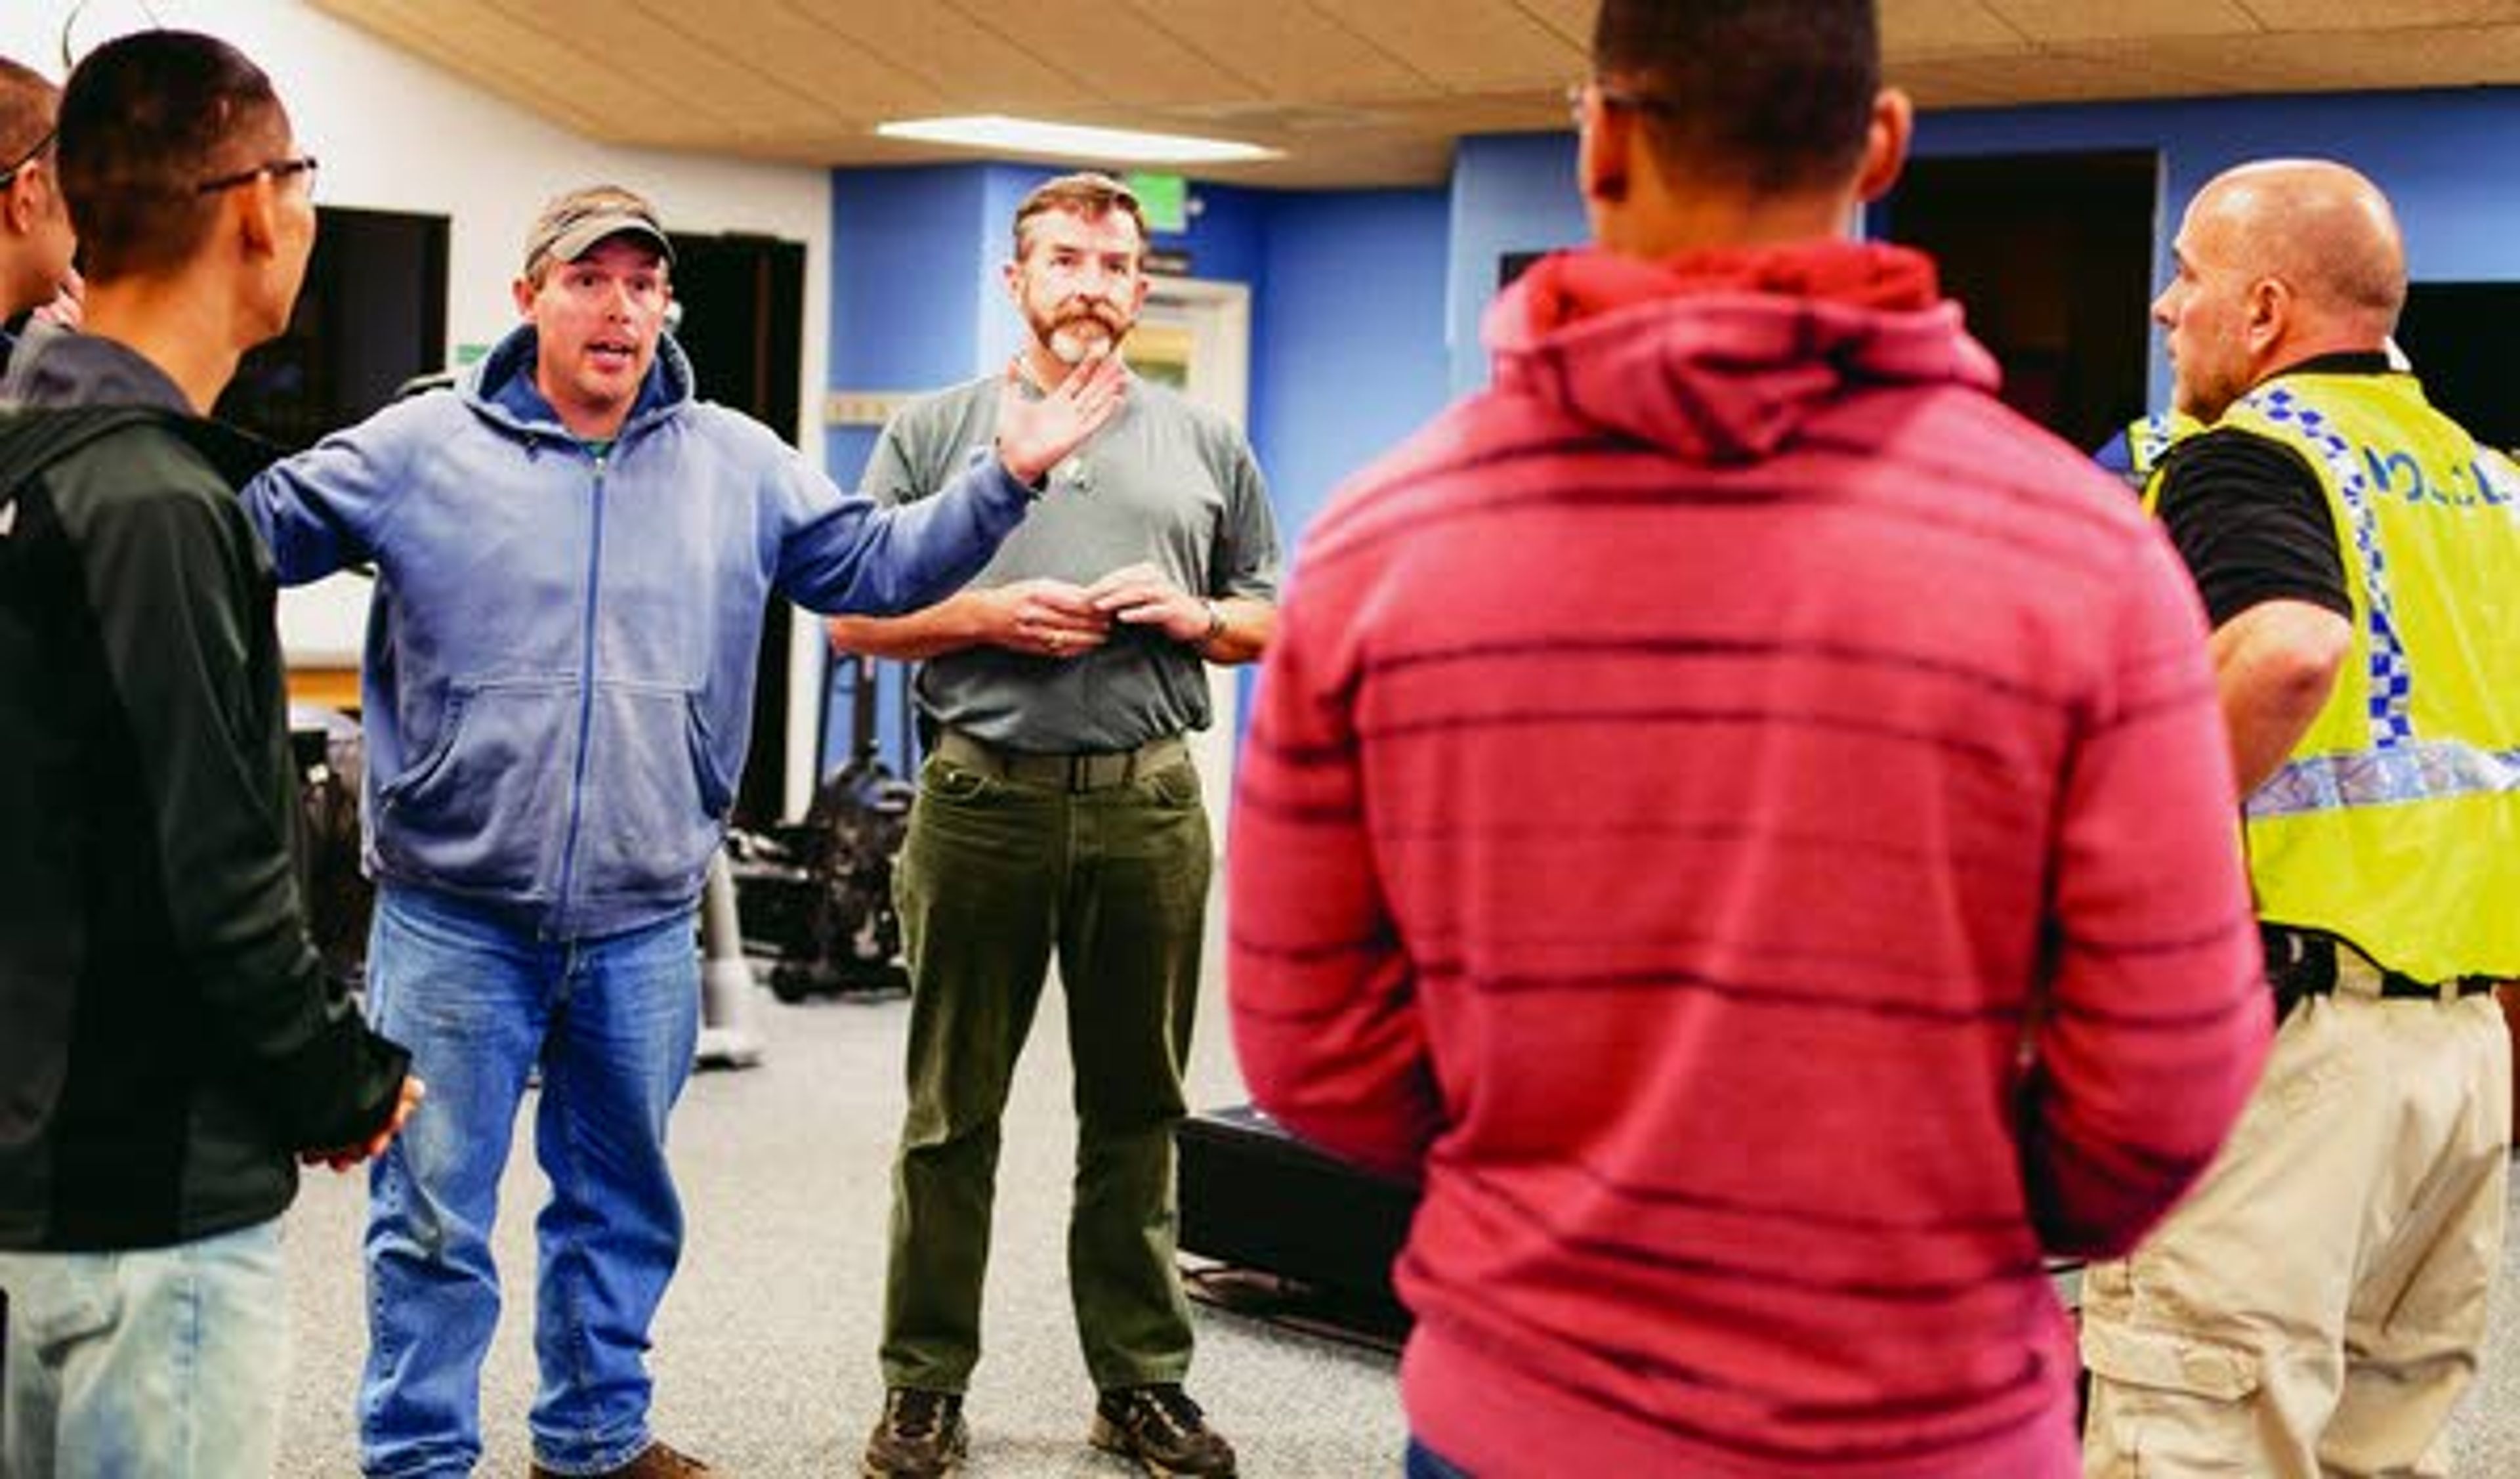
3, 1, 838, 813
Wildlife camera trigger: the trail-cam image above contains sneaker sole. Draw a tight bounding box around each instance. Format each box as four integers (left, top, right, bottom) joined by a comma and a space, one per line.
862, 1426, 968, 1479
860, 1453, 964, 1479
1087, 1413, 1236, 1478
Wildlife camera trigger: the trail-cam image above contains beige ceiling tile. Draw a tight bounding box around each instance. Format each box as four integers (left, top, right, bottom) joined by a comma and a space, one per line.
959, 1, 1265, 108
1373, 89, 1572, 135
1510, 0, 1597, 51
312, 0, 689, 133
2051, 26, 2520, 93
1897, 47, 2227, 107
1987, 0, 2261, 41
1884, 0, 2026, 55
810, 1, 1094, 113
2259, 21, 2520, 83
528, 0, 879, 134
1107, 0, 1430, 100
1325, 0, 1587, 91
1208, 131, 1458, 190
658, 1, 950, 118
2237, 0, 2511, 28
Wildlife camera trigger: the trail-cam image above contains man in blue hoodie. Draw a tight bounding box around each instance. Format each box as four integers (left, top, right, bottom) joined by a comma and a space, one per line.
244, 183, 1124, 1479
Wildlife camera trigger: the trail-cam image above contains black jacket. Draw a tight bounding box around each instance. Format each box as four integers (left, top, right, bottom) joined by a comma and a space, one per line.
0, 339, 407, 1251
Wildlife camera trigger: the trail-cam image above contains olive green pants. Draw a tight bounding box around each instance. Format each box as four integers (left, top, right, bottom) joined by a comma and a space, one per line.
877, 748, 1211, 1393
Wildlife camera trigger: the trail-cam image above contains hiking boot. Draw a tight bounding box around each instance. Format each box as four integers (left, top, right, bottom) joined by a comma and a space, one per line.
1089, 1384, 1237, 1477
862, 1387, 969, 1478
528, 1438, 713, 1477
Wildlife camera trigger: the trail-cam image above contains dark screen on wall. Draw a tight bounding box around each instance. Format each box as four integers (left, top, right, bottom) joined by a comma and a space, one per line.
216, 205, 450, 450
2395, 284, 2520, 455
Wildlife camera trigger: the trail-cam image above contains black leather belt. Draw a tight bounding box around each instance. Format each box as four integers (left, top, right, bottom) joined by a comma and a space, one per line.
2263, 926, 2504, 1006
932, 727, 1188, 794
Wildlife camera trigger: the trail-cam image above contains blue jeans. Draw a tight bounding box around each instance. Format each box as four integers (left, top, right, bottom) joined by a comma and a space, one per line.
358, 886, 699, 1478
0, 1218, 287, 1478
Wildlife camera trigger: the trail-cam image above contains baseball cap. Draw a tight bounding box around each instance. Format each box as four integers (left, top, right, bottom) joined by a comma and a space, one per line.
522, 184, 675, 279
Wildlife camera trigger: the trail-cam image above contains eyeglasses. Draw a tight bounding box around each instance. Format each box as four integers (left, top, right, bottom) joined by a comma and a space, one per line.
196, 154, 319, 198
0, 127, 55, 191
1564, 80, 1683, 130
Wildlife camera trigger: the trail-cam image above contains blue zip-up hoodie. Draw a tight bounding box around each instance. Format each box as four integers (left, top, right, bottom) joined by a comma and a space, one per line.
245, 324, 1033, 938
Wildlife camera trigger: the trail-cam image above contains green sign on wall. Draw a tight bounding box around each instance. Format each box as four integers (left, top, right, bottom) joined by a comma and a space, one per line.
1127, 171, 1190, 234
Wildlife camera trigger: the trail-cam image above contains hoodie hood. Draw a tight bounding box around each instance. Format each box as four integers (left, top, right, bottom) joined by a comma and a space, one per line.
1487, 242, 2000, 464
461, 320, 694, 442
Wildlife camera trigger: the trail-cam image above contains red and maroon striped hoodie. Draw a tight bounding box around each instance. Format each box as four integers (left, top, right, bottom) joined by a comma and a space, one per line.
1227, 241, 2270, 1478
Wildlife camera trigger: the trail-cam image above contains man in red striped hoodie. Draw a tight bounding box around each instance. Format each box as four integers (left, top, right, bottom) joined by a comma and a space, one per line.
1226, 3, 2274, 1475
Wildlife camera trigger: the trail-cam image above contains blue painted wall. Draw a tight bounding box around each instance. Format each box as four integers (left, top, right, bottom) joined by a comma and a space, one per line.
1255, 188, 1454, 548
827, 167, 994, 488
1446, 133, 1590, 396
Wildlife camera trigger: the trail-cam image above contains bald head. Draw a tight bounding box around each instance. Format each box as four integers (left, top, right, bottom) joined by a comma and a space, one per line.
2192, 160, 2405, 332
2156, 159, 2408, 420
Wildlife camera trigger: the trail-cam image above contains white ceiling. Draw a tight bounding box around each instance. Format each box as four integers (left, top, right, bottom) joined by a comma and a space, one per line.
308, 0, 2520, 188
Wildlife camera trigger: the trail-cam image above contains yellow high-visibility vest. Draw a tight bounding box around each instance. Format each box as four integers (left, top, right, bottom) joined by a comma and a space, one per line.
2149, 372, 2520, 981
2127, 409, 2201, 481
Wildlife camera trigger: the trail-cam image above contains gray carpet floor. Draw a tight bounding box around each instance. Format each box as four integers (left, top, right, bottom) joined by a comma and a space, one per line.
271, 936, 2520, 1476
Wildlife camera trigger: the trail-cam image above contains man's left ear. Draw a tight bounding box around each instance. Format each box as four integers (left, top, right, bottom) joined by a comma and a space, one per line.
1854, 88, 1914, 205
2246, 276, 2292, 353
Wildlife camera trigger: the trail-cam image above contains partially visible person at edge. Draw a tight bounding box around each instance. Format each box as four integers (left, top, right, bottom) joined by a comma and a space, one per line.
0, 53, 79, 370
1228, 3, 2272, 1476
2079, 158, 2520, 1479
0, 30, 418, 1478
831, 171, 1279, 1479
242, 182, 1122, 1478
2093, 407, 2200, 492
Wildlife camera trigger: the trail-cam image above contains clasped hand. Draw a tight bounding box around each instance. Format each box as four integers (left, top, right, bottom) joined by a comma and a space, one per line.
989, 563, 1202, 659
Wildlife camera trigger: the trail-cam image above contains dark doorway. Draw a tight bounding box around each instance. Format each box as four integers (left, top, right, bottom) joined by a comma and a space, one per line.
2395, 284, 2520, 455
1878, 152, 2158, 455
218, 206, 450, 448
670, 231, 808, 826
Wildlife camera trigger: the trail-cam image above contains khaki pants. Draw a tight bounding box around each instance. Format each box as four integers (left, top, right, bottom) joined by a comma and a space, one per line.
2080, 981, 2511, 1478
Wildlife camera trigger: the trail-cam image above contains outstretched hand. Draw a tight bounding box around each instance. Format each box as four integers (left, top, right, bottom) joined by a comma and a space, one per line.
994, 353, 1127, 487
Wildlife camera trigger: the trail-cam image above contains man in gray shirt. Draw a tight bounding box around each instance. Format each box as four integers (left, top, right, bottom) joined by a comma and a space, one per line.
830, 171, 1279, 1479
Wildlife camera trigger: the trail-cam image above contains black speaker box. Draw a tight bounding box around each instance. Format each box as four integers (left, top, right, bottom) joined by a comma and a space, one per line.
1175, 1104, 1418, 1314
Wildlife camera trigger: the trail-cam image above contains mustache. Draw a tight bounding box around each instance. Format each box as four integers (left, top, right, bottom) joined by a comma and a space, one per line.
1055, 303, 1128, 331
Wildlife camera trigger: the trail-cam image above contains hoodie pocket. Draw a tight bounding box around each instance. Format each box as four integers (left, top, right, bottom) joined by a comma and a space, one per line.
574, 681, 729, 902
374, 679, 575, 897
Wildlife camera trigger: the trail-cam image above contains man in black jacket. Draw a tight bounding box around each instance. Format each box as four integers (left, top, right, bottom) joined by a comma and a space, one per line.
0, 31, 419, 1477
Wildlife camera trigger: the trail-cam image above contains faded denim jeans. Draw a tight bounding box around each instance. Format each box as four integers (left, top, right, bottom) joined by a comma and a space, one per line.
0, 1217, 287, 1478
357, 885, 699, 1478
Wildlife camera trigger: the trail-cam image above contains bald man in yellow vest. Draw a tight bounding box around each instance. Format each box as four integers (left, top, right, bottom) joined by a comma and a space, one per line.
2080, 158, 2520, 1478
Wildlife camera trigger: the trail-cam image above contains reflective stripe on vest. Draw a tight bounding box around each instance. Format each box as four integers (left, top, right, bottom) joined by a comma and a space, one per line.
2204, 373, 2520, 981
2127, 409, 2201, 479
